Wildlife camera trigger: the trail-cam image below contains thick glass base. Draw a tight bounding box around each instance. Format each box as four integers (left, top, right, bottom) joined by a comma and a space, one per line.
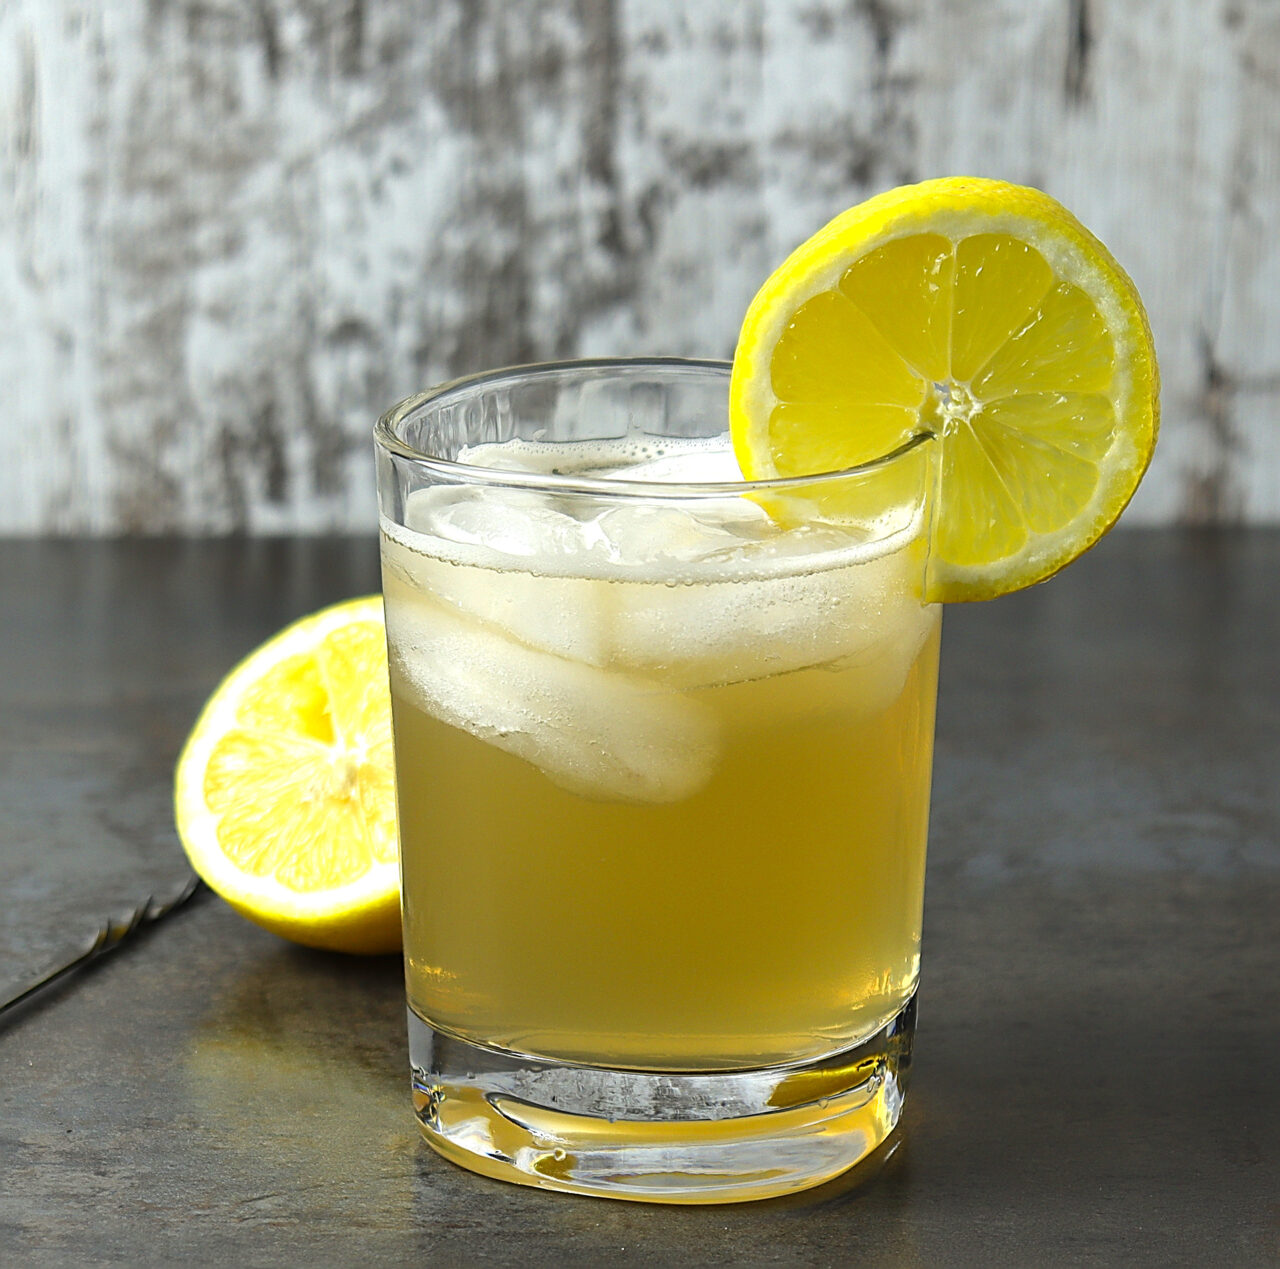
408, 992, 916, 1204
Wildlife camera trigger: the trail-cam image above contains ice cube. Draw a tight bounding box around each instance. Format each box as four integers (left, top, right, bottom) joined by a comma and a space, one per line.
381, 528, 615, 665
604, 541, 932, 690
405, 485, 598, 561
607, 446, 744, 484
383, 574, 721, 804
700, 607, 938, 729
594, 502, 766, 566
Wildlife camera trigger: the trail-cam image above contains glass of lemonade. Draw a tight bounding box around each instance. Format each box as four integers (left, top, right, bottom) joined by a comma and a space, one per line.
374, 358, 941, 1203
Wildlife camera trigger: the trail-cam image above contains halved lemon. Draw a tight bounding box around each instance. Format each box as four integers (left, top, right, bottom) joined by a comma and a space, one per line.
174, 596, 400, 954
730, 177, 1159, 600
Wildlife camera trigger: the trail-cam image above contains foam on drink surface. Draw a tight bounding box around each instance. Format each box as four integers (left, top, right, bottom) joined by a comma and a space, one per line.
381, 437, 934, 802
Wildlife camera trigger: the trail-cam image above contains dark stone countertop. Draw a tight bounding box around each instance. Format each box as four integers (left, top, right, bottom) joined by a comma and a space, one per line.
1, 533, 1277, 1267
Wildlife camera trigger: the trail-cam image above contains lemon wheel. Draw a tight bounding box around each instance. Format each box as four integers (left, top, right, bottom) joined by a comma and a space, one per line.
730, 177, 1159, 601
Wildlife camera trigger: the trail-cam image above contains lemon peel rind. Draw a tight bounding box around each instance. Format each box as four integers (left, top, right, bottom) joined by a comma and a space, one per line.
173, 595, 401, 953
730, 177, 1160, 603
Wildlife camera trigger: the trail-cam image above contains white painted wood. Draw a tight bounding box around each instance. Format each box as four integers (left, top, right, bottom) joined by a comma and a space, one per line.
0, 0, 1276, 532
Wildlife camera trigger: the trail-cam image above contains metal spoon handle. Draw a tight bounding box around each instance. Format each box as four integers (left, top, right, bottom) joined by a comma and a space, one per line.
0, 874, 206, 1021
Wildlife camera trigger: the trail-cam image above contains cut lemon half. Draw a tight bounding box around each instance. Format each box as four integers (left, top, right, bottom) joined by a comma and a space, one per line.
174, 596, 400, 954
730, 177, 1159, 601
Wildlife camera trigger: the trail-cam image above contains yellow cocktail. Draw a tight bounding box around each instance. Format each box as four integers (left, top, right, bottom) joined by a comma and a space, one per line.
384, 485, 939, 1070
377, 362, 939, 1202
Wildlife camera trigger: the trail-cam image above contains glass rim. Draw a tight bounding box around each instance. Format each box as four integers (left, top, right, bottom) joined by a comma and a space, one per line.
374, 357, 934, 500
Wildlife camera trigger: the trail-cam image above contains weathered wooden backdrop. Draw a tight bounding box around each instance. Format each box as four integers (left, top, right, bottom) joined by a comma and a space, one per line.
1, 0, 1277, 533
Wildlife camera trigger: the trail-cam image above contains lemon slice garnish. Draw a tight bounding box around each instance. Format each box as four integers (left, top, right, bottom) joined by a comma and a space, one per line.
730, 177, 1159, 600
